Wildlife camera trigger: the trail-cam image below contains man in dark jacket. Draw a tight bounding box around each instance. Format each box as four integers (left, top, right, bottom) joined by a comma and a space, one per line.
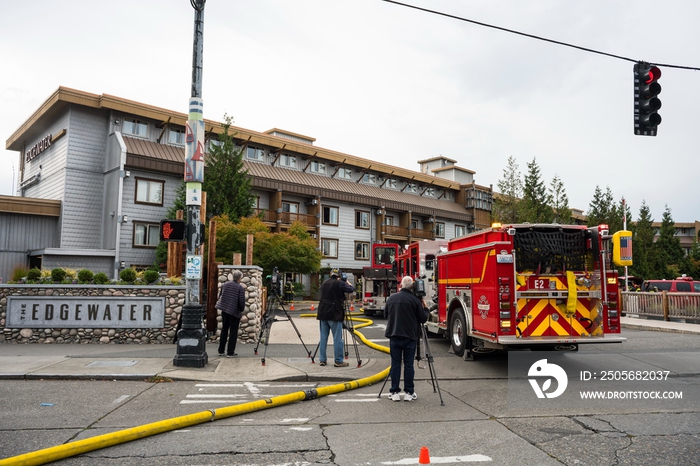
384, 275, 428, 401
216, 270, 245, 357
316, 269, 354, 367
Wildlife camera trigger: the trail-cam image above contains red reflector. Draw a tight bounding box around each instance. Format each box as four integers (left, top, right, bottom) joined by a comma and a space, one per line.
500, 293, 510, 301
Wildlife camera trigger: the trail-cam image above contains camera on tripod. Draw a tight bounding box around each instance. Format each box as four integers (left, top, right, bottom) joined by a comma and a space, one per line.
269, 266, 282, 297
412, 278, 426, 299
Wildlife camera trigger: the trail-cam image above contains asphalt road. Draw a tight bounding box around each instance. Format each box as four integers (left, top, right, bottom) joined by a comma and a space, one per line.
1, 328, 699, 466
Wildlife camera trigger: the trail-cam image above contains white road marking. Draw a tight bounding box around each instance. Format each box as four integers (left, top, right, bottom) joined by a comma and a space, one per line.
280, 418, 310, 423
382, 454, 492, 464
288, 427, 313, 431
112, 395, 130, 404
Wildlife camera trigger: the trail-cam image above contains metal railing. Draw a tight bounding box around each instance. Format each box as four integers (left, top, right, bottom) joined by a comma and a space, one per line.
621, 291, 700, 322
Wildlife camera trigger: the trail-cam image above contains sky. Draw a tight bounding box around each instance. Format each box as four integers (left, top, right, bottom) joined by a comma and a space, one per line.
2, 0, 698, 223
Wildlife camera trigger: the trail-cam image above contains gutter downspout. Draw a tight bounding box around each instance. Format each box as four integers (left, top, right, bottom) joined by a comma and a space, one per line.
113, 132, 127, 280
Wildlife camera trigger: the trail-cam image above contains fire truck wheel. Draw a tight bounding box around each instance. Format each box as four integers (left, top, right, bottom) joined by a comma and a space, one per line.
450, 308, 467, 357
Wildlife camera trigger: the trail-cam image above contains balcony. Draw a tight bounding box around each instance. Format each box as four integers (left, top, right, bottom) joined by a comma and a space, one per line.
411, 228, 434, 240
253, 209, 316, 229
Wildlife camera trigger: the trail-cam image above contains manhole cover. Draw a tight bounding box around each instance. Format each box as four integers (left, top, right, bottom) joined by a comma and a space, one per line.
86, 360, 139, 367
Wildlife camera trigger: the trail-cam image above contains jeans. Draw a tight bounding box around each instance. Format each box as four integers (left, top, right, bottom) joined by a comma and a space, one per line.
389, 337, 417, 394
319, 320, 344, 364
218, 313, 241, 356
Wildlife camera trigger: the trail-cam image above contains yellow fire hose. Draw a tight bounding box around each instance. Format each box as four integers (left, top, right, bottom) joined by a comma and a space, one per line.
0, 313, 389, 466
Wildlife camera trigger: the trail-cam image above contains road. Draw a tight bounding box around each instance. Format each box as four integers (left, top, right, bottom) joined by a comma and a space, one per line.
1, 328, 699, 465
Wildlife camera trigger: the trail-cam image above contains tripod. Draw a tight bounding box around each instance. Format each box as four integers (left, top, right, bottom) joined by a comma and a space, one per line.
378, 323, 444, 405
254, 289, 312, 366
311, 299, 362, 367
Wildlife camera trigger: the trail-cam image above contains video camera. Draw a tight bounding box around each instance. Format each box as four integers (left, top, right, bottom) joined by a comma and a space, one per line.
412, 278, 426, 299
269, 266, 282, 297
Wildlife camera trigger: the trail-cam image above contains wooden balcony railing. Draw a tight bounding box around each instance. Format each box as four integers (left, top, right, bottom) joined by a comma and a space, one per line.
384, 225, 409, 237
411, 228, 434, 240
253, 209, 316, 228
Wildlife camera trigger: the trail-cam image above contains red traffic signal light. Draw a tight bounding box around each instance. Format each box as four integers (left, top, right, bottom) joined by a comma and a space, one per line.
160, 219, 187, 242
634, 62, 662, 136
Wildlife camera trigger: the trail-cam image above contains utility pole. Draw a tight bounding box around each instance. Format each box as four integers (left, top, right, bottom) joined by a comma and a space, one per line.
174, 0, 208, 367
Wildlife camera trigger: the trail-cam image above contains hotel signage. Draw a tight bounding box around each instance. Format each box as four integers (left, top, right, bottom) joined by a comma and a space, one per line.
6, 296, 166, 329
25, 133, 52, 163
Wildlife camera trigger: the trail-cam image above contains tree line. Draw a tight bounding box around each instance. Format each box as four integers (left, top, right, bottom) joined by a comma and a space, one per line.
492, 155, 700, 281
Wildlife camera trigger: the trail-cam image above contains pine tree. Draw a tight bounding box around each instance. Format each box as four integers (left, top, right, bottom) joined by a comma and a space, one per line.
203, 114, 254, 221
521, 157, 553, 223
493, 155, 523, 223
654, 206, 684, 278
587, 185, 615, 227
629, 201, 655, 280
549, 174, 572, 224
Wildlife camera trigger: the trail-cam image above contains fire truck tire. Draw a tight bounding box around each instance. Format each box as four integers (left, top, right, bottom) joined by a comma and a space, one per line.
449, 308, 467, 357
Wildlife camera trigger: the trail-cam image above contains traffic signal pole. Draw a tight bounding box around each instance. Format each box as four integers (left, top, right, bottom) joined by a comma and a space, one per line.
174, 0, 208, 367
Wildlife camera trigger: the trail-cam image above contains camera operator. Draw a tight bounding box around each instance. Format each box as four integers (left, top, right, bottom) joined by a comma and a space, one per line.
316, 269, 354, 367
384, 276, 428, 402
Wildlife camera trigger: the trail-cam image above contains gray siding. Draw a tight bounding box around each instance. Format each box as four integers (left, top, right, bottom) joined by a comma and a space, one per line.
0, 213, 59, 281
61, 106, 109, 249
22, 112, 70, 201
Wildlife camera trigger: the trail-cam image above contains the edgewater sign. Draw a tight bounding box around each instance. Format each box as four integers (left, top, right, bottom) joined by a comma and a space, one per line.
6, 296, 166, 329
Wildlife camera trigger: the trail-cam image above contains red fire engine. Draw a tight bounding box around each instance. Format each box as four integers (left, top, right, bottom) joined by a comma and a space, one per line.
360, 243, 400, 316
395, 223, 631, 359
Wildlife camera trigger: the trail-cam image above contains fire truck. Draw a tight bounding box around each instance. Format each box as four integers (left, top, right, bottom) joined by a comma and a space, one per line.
395, 223, 631, 359
360, 243, 400, 316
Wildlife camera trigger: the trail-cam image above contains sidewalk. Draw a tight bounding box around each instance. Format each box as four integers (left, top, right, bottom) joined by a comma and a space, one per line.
0, 307, 697, 383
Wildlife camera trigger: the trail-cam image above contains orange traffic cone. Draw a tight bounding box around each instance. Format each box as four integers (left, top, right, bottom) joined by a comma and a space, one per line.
290, 302, 295, 311
350, 304, 355, 311
310, 304, 315, 312
418, 446, 431, 464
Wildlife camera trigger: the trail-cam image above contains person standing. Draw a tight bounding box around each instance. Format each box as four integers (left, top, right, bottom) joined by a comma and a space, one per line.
384, 275, 428, 401
216, 270, 246, 357
316, 269, 354, 367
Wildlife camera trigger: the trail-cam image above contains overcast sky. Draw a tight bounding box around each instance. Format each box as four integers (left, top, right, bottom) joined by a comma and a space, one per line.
2, 0, 698, 223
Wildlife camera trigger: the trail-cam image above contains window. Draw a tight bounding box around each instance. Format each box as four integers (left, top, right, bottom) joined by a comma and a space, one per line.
135, 178, 164, 205
386, 179, 398, 189
168, 128, 185, 145
208, 138, 222, 151
355, 210, 370, 229
246, 146, 265, 161
411, 220, 418, 229
362, 173, 376, 184
322, 238, 338, 258
133, 222, 160, 248
123, 119, 148, 137
406, 183, 417, 193
282, 201, 299, 213
455, 225, 466, 237
310, 160, 326, 174
322, 205, 338, 225
280, 154, 296, 168
355, 241, 370, 260
338, 167, 353, 179
385, 216, 394, 226
436, 222, 445, 238
424, 187, 435, 197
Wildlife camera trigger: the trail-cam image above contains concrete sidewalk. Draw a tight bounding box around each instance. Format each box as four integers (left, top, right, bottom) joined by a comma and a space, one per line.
0, 310, 697, 383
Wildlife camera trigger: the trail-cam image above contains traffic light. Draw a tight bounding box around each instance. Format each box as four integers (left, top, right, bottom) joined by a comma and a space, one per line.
160, 219, 187, 242
633, 61, 662, 136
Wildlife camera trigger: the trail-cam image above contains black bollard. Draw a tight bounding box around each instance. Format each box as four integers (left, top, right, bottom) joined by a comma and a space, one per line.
173, 304, 208, 367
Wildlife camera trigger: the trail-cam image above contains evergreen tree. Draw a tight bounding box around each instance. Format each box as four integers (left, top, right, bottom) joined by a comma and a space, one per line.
608, 197, 632, 235
654, 206, 684, 278
586, 185, 615, 227
549, 174, 572, 224
629, 201, 655, 280
521, 157, 553, 223
203, 114, 254, 221
493, 155, 523, 223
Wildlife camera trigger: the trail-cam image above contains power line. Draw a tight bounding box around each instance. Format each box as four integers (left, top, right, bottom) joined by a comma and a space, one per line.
382, 0, 700, 71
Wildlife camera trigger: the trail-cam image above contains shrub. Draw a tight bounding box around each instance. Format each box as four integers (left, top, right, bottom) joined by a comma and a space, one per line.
94, 272, 110, 285
77, 269, 94, 283
143, 269, 160, 284
120, 268, 137, 283
26, 267, 42, 281
51, 268, 66, 283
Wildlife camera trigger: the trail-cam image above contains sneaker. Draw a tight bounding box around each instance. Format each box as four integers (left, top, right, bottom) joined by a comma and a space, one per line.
390, 392, 402, 402
218, 353, 225, 357
226, 353, 238, 358
319, 361, 327, 366
404, 392, 417, 402
334, 361, 349, 367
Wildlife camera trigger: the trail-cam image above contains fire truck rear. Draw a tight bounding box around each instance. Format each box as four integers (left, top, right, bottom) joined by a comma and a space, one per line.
360, 243, 400, 316
416, 223, 631, 359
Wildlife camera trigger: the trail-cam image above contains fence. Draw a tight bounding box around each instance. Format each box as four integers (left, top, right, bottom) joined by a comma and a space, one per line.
621, 291, 700, 322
